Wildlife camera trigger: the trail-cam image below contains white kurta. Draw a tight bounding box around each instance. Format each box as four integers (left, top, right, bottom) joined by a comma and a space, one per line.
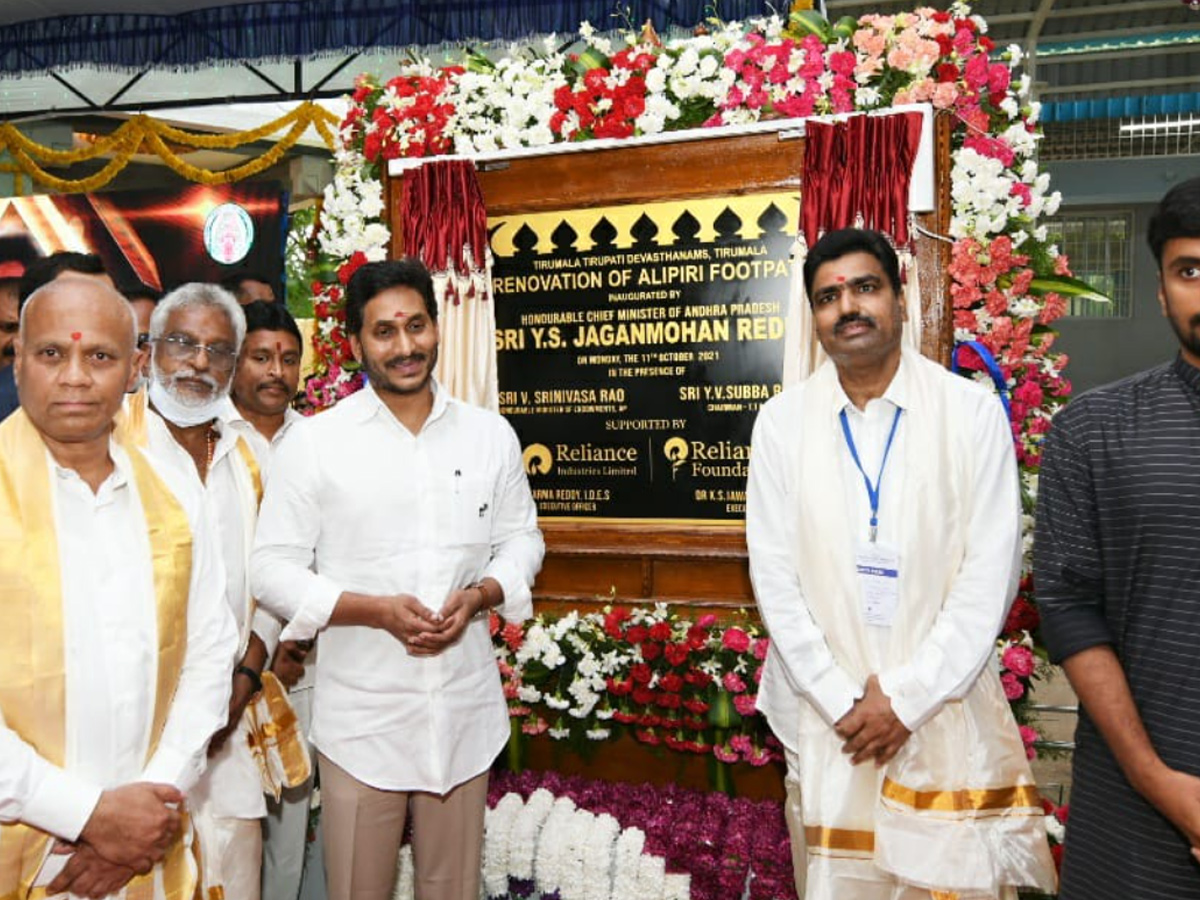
251, 381, 544, 795
0, 440, 236, 851
145, 406, 278, 820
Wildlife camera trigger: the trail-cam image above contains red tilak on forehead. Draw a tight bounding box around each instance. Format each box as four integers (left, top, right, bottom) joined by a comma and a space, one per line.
275, 341, 282, 352
835, 276, 845, 283
70, 332, 82, 341
394, 311, 408, 318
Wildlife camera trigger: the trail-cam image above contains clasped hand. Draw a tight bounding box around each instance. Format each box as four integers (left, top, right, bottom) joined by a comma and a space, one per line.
384, 589, 483, 656
834, 675, 911, 767
48, 782, 183, 898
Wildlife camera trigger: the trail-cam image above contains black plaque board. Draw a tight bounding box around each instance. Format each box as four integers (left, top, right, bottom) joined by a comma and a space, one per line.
491, 193, 798, 523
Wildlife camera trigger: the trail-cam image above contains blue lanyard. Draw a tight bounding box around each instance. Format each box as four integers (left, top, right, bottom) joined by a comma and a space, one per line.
838, 406, 903, 543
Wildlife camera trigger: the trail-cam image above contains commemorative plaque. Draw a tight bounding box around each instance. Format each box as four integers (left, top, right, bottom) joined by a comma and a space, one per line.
491, 193, 798, 523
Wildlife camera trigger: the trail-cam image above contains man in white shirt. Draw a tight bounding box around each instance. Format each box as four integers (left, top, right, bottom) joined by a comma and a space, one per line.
747, 229, 1055, 899
129, 283, 282, 900
0, 276, 236, 900
251, 258, 544, 900
228, 300, 315, 900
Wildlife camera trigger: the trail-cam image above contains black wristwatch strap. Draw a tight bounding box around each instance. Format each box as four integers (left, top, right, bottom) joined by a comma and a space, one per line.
235, 664, 263, 694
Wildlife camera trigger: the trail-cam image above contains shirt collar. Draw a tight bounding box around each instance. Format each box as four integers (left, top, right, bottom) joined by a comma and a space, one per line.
51, 437, 130, 500
832, 351, 911, 415
352, 378, 448, 431
1173, 352, 1200, 397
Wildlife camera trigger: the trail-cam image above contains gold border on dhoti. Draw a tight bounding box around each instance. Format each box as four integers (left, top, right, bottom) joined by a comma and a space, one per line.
881, 778, 1042, 814
804, 825, 875, 857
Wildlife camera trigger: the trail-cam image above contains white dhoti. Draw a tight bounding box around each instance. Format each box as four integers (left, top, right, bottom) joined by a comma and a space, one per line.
768, 349, 1057, 899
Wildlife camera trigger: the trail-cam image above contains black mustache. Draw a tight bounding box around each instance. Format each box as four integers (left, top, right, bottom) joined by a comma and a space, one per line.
257, 379, 290, 392
834, 313, 876, 334
385, 354, 427, 367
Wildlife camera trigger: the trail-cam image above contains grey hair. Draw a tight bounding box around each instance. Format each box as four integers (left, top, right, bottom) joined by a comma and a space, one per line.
20, 277, 138, 349
150, 282, 246, 351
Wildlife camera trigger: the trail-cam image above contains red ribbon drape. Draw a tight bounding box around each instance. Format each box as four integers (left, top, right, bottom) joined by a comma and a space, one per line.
800, 111, 923, 249
400, 159, 489, 278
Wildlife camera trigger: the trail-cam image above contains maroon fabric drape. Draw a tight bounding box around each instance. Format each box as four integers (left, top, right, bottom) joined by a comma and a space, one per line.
800, 111, 923, 249
400, 159, 489, 278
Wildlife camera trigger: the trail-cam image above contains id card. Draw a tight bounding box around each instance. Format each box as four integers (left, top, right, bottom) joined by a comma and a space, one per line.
855, 542, 900, 627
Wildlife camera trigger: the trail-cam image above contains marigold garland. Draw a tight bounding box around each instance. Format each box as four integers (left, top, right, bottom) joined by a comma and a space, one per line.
0, 102, 340, 193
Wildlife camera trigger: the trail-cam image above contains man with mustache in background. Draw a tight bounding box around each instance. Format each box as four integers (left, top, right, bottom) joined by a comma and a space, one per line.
227, 300, 317, 900
746, 228, 1055, 899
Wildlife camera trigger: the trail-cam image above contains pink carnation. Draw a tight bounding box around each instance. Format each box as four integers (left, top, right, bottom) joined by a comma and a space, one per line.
733, 694, 758, 716
722, 672, 747, 693
1019, 725, 1039, 760
1001, 671, 1025, 701
1002, 644, 1036, 678
722, 627, 751, 653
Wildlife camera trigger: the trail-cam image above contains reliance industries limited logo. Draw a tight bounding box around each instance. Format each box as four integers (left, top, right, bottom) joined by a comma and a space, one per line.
522, 443, 553, 475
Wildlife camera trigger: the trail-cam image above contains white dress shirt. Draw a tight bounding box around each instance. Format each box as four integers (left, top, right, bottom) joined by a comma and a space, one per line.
251, 381, 544, 794
0, 441, 237, 842
747, 356, 1021, 750
145, 406, 279, 819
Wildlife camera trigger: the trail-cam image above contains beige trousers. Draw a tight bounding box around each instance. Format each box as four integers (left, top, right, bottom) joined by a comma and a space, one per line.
318, 753, 488, 900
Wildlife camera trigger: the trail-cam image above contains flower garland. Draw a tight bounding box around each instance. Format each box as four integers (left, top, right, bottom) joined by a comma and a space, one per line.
494, 605, 778, 769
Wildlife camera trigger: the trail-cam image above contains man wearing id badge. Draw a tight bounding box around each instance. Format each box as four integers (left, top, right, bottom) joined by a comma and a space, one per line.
747, 228, 1055, 899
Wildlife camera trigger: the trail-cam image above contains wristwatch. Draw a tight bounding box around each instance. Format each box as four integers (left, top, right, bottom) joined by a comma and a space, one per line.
235, 664, 264, 695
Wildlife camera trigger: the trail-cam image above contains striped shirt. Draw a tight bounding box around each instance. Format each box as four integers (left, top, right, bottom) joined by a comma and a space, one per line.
1035, 354, 1200, 900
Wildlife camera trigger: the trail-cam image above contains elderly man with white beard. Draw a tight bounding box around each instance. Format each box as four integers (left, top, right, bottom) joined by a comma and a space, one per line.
117, 282, 284, 900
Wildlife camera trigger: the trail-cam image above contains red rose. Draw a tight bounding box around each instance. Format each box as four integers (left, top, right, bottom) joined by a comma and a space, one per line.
632, 686, 656, 706
659, 673, 684, 693
640, 641, 662, 662
625, 625, 649, 645
648, 622, 671, 642
630, 663, 653, 684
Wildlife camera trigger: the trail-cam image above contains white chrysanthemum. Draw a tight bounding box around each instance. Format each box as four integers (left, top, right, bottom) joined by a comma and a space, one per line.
611, 828, 645, 900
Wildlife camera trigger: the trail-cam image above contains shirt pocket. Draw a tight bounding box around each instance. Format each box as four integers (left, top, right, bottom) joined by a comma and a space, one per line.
443, 472, 494, 547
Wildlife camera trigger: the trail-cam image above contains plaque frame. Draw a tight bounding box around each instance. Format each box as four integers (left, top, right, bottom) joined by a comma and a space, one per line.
385, 113, 954, 617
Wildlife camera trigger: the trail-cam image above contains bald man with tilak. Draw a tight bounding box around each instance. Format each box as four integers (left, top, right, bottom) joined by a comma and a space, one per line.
0, 277, 237, 900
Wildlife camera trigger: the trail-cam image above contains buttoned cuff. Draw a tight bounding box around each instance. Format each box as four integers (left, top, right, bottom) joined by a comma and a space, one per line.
483, 557, 533, 623
142, 746, 202, 794
877, 666, 935, 732
279, 575, 343, 642
808, 665, 863, 727
251, 607, 283, 658
22, 765, 103, 842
